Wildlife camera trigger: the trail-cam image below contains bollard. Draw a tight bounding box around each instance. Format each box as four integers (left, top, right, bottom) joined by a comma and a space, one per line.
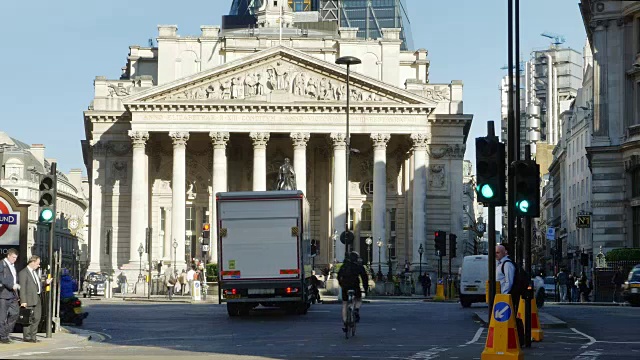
485, 281, 501, 303
434, 279, 445, 301
517, 298, 543, 342
481, 293, 524, 359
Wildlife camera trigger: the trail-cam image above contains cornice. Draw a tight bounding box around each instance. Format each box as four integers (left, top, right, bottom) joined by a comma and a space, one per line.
125, 102, 431, 115
84, 110, 128, 123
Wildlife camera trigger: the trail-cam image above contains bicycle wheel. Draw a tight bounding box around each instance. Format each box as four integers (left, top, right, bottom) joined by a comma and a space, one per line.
345, 306, 351, 339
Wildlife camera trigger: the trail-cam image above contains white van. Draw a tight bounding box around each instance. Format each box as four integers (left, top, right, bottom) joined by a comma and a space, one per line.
459, 255, 488, 308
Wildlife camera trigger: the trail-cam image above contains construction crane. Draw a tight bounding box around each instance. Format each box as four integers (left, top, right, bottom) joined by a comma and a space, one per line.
540, 32, 566, 47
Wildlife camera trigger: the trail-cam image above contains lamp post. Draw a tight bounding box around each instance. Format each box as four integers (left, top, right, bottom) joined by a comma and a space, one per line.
74, 249, 81, 288
332, 230, 338, 264
365, 237, 373, 267
137, 243, 144, 280
418, 243, 424, 275
376, 238, 383, 280
172, 239, 178, 275
335, 55, 362, 258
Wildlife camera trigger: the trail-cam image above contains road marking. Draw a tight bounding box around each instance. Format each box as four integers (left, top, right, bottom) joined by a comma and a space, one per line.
596, 341, 640, 344
571, 328, 596, 349
572, 350, 601, 360
9, 352, 50, 357
408, 347, 449, 359
308, 310, 330, 313
57, 346, 83, 350
465, 328, 485, 345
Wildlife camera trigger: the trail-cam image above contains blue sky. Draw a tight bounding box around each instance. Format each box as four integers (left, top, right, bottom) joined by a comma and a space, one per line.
0, 0, 585, 175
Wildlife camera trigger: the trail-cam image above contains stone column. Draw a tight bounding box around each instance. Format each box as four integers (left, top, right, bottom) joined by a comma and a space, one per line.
411, 133, 429, 265
330, 133, 347, 261
128, 131, 149, 263
210, 132, 230, 264
169, 131, 189, 271
87, 141, 106, 273
290, 133, 310, 194
250, 132, 270, 191
371, 133, 390, 264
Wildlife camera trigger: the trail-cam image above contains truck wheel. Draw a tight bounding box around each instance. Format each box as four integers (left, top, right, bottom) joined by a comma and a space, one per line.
227, 303, 240, 317
238, 305, 251, 316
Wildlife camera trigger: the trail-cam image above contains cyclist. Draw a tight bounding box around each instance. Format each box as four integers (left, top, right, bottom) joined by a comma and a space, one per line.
337, 251, 369, 333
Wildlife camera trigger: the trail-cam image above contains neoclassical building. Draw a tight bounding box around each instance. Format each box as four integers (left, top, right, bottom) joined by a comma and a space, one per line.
0, 132, 89, 270
82, 1, 473, 278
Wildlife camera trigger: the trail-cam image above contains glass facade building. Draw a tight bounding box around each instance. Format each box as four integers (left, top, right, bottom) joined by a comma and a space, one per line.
228, 0, 413, 50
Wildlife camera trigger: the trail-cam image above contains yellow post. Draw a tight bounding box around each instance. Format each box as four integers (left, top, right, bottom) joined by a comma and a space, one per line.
434, 279, 446, 301
481, 293, 524, 359
517, 297, 544, 342
485, 281, 501, 303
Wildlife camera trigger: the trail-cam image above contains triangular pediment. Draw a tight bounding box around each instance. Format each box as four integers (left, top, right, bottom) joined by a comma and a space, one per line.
124, 46, 436, 107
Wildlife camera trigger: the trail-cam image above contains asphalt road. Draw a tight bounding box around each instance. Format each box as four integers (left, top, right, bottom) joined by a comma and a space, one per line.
6, 301, 640, 359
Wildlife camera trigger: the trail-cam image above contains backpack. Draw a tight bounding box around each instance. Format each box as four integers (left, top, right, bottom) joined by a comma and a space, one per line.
338, 262, 359, 288
501, 259, 529, 300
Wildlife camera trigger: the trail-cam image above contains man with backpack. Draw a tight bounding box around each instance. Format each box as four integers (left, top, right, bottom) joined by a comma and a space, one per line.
495, 244, 528, 345
337, 251, 369, 333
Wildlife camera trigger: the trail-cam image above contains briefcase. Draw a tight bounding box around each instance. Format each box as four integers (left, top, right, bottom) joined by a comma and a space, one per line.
17, 308, 34, 325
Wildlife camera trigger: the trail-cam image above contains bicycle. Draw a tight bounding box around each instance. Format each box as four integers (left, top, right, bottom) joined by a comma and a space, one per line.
345, 289, 356, 339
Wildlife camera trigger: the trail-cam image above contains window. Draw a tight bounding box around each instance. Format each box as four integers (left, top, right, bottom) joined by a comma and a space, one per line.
388, 208, 397, 259
349, 209, 355, 231
9, 188, 18, 197
389, 208, 396, 232
360, 204, 372, 231
361, 180, 374, 195
185, 206, 195, 232
633, 168, 640, 198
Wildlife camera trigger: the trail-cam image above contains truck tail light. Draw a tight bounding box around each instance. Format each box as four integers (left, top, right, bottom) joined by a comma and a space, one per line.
286, 287, 299, 294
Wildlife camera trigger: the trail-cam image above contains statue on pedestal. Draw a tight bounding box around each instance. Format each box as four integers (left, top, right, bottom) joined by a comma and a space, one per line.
276, 158, 297, 190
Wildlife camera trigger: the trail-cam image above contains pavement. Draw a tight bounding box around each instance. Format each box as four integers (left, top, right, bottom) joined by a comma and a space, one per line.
81, 293, 219, 304
0, 326, 106, 359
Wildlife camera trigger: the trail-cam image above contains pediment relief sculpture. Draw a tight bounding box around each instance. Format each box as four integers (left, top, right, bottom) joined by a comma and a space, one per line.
160, 60, 390, 103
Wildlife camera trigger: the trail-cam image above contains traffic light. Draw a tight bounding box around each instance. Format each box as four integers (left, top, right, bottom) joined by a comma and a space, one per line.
512, 160, 540, 217
475, 135, 506, 206
310, 239, 318, 256
435, 231, 447, 256
202, 223, 210, 239
38, 174, 56, 223
449, 234, 457, 258
580, 253, 589, 266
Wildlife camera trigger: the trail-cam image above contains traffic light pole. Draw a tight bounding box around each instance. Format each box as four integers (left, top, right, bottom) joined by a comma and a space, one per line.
488, 205, 496, 320
46, 162, 57, 339
507, 0, 516, 262
148, 227, 152, 300
524, 145, 532, 348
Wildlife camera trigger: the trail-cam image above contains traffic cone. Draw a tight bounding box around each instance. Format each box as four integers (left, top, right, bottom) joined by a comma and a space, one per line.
517, 298, 544, 342
481, 294, 524, 359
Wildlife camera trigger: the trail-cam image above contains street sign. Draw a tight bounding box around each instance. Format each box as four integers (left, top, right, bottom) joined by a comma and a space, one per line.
476, 223, 486, 233
493, 301, 511, 322
577, 215, 591, 229
202, 244, 210, 252
546, 227, 556, 241
340, 230, 354, 245
0, 198, 20, 245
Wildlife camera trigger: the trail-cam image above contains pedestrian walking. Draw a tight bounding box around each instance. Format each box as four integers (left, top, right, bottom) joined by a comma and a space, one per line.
421, 272, 432, 297
612, 267, 625, 303
0, 248, 20, 344
557, 268, 569, 302
118, 272, 128, 295
165, 265, 176, 300
186, 266, 196, 295
178, 270, 187, 296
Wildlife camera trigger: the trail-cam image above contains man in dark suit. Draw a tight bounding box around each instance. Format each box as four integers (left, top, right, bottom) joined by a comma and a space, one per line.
18, 255, 51, 343
0, 248, 20, 344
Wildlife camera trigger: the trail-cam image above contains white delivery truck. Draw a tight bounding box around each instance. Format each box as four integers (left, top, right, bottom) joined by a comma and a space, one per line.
216, 190, 314, 317
459, 255, 488, 308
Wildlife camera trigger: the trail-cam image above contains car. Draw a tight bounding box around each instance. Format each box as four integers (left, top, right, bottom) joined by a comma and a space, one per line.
86, 272, 107, 296
532, 276, 545, 308
543, 276, 556, 298
623, 265, 640, 307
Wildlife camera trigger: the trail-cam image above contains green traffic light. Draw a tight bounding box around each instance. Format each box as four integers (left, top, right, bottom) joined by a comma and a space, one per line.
40, 208, 54, 222
480, 184, 495, 199
517, 200, 530, 213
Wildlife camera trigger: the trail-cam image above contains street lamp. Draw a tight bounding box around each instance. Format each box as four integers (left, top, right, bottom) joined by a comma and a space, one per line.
365, 237, 373, 267
172, 239, 178, 275
137, 243, 144, 280
332, 230, 338, 264
376, 238, 383, 280
335, 55, 362, 258
418, 243, 424, 275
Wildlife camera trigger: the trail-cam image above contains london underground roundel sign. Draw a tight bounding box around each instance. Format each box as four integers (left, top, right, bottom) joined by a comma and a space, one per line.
0, 198, 19, 245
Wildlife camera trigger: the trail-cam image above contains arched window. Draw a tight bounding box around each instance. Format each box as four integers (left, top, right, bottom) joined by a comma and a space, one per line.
361, 180, 374, 195
360, 204, 372, 231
